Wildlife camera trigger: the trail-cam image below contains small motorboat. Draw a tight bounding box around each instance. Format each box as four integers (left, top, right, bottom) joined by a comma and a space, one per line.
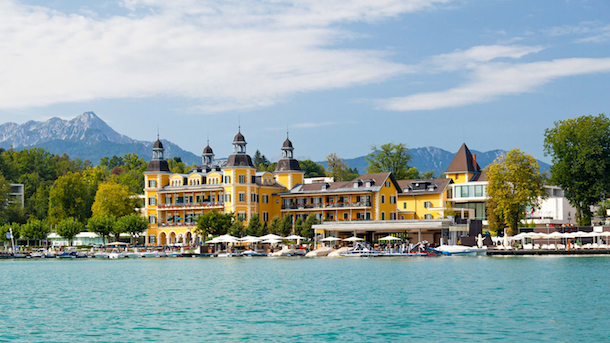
432, 245, 487, 256
241, 250, 267, 257
305, 247, 335, 257
138, 251, 160, 258
94, 252, 109, 259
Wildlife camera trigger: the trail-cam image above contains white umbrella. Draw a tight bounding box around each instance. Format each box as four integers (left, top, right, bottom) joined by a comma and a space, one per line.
260, 234, 284, 240
285, 235, 305, 240
261, 238, 282, 244
242, 237, 261, 243
239, 235, 259, 241
320, 237, 341, 242
546, 231, 564, 239
218, 234, 239, 241
378, 235, 402, 241
343, 236, 364, 242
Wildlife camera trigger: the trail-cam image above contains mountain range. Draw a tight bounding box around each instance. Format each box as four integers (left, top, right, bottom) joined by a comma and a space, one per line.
0, 112, 550, 174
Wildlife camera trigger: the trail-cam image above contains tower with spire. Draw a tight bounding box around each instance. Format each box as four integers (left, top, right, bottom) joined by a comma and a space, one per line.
223, 127, 256, 222
274, 131, 304, 190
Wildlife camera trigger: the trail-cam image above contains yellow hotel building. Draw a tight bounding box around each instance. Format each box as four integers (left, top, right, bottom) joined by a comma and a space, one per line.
143, 133, 482, 245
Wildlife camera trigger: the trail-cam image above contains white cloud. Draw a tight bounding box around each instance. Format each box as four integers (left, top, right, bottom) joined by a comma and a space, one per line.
425, 44, 543, 71
379, 57, 610, 111
545, 21, 610, 43
0, 0, 451, 111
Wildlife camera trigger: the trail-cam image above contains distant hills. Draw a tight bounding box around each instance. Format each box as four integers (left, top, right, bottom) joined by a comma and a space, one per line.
0, 112, 550, 174
319, 146, 550, 176
0, 112, 201, 165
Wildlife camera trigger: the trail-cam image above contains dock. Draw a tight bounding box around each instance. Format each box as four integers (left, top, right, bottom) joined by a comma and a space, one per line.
487, 249, 610, 256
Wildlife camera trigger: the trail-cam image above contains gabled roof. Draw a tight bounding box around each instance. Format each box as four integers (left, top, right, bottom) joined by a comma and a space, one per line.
397, 178, 453, 195
445, 143, 481, 174
279, 172, 400, 195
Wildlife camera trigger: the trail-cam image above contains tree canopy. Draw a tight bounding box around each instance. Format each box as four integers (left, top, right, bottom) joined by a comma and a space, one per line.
485, 149, 547, 235
299, 160, 325, 178
116, 214, 149, 244
544, 114, 610, 225
87, 215, 116, 244
325, 153, 358, 181
91, 181, 139, 218
196, 210, 234, 238
48, 172, 94, 222
55, 217, 84, 245
366, 143, 415, 180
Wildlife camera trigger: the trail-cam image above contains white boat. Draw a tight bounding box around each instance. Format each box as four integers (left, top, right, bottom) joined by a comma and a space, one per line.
94, 252, 109, 259
241, 250, 267, 257
125, 252, 140, 258
216, 252, 241, 257
432, 245, 487, 256
138, 251, 160, 258
107, 251, 128, 259
165, 251, 180, 258
305, 247, 335, 257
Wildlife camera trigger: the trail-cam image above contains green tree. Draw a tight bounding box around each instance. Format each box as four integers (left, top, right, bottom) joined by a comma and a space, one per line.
299, 160, 326, 178
116, 214, 148, 245
366, 143, 414, 180
196, 210, 234, 239
168, 157, 187, 173
246, 213, 262, 236
486, 197, 507, 236
268, 215, 280, 235
325, 153, 358, 181
253, 150, 271, 171
48, 172, 93, 221
485, 149, 547, 235
91, 181, 138, 218
0, 223, 21, 243
299, 214, 318, 239
86, 215, 116, 245
544, 114, 610, 226
228, 221, 246, 237
55, 217, 84, 246
20, 219, 51, 244
278, 214, 293, 236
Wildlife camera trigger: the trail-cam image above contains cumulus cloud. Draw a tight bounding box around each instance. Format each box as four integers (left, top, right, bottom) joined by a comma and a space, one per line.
379, 57, 610, 111
0, 0, 450, 111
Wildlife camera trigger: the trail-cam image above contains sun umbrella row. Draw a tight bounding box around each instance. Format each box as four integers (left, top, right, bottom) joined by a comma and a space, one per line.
205, 234, 307, 244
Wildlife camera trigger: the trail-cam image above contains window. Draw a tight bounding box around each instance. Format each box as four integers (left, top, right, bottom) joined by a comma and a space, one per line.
461, 186, 468, 197
225, 176, 231, 184
403, 203, 407, 209
149, 215, 156, 224
148, 197, 156, 206
381, 212, 385, 220
239, 192, 245, 202
424, 201, 432, 208
475, 185, 483, 197
237, 212, 247, 221
390, 212, 396, 220
263, 194, 269, 204
455, 174, 459, 180
390, 195, 396, 204
149, 235, 156, 244
225, 194, 231, 203
343, 213, 348, 220
381, 195, 385, 204
148, 180, 157, 188
239, 175, 246, 183
424, 214, 433, 219
262, 212, 268, 222
385, 181, 390, 187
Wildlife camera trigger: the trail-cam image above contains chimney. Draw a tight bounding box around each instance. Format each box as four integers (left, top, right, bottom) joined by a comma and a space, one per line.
472, 154, 477, 170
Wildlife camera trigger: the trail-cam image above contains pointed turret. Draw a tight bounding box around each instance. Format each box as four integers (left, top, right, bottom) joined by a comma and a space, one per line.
147, 137, 170, 172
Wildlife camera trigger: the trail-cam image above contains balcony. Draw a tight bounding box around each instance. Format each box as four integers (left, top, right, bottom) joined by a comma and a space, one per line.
281, 201, 372, 211
158, 202, 224, 210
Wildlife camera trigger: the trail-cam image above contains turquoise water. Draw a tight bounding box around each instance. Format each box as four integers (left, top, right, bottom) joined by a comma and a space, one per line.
1, 256, 610, 342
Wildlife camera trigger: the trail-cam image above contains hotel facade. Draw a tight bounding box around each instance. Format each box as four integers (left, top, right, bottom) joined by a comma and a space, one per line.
142, 134, 575, 246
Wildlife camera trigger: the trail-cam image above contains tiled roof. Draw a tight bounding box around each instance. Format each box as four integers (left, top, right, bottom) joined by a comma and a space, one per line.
397, 178, 452, 195
445, 143, 481, 174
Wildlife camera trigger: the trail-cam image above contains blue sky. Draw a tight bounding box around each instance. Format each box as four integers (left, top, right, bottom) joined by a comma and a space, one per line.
0, 0, 609, 163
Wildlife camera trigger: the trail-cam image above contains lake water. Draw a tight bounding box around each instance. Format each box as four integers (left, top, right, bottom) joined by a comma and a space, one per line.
1, 256, 609, 342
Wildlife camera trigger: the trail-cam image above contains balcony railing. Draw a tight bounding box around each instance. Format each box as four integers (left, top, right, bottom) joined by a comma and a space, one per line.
281, 202, 372, 210
158, 202, 224, 209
